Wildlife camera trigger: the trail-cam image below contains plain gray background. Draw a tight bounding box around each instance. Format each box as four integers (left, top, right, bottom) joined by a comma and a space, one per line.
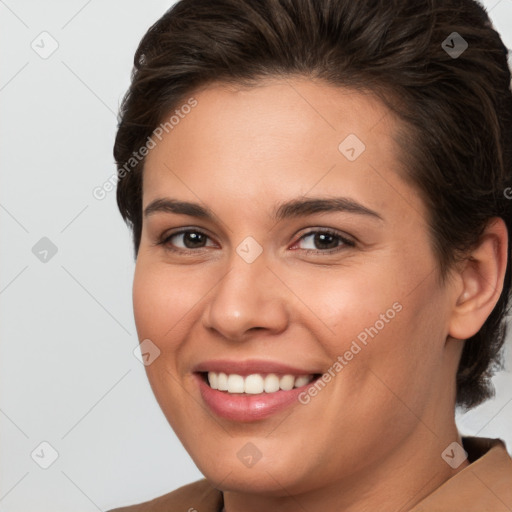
1, 1, 511, 510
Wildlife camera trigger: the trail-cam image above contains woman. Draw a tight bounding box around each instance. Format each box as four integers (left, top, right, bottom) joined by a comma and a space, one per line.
109, 0, 512, 510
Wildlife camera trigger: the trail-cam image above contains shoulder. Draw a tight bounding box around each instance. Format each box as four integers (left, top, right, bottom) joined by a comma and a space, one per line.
410, 437, 512, 511
107, 478, 223, 512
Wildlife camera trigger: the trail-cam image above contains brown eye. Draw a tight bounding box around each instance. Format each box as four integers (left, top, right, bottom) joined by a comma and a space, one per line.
160, 230, 215, 251
294, 229, 355, 253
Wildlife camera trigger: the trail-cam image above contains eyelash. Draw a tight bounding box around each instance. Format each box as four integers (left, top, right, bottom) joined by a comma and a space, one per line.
157, 228, 355, 255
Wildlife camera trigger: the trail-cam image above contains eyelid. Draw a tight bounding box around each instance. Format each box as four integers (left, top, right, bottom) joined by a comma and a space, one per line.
291, 228, 356, 252
157, 226, 355, 256
156, 227, 217, 250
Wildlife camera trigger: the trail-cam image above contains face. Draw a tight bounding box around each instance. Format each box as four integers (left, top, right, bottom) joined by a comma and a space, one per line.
133, 78, 460, 496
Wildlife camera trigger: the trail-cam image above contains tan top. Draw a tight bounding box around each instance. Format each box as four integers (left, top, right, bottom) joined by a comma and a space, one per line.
108, 437, 512, 511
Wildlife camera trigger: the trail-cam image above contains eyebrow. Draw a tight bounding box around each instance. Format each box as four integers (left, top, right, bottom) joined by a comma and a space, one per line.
143, 196, 383, 222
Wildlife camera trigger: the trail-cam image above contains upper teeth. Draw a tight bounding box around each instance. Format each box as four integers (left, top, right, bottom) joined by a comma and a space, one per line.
207, 372, 313, 394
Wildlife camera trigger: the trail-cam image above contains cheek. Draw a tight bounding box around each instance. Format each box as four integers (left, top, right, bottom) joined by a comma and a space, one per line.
349, 278, 449, 414
132, 263, 165, 340
132, 261, 196, 417
301, 265, 404, 351
132, 259, 200, 342
310, 257, 448, 393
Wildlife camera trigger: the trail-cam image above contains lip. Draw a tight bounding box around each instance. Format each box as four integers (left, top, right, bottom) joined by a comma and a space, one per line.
195, 374, 319, 422
193, 360, 322, 422
192, 358, 320, 376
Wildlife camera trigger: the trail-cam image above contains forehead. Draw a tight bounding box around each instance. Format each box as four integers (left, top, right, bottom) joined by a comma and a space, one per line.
141, 77, 424, 223
146, 78, 397, 164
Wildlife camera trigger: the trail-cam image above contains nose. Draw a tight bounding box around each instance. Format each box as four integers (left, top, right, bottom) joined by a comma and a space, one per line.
202, 250, 289, 342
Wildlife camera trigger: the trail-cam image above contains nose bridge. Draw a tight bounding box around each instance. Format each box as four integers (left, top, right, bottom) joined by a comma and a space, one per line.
202, 246, 288, 340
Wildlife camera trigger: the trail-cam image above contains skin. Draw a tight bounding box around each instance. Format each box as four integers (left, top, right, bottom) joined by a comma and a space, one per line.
133, 77, 507, 512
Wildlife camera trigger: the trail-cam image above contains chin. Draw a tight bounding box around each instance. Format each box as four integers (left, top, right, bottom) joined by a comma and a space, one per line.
204, 465, 304, 496
189, 443, 316, 496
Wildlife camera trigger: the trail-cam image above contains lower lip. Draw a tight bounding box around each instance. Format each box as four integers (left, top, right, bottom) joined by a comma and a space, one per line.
196, 374, 317, 422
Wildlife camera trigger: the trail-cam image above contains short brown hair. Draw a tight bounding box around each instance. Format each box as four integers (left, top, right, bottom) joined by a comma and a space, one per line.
114, 0, 512, 409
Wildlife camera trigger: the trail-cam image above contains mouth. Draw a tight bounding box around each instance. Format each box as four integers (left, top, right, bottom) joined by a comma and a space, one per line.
193, 364, 324, 422
199, 371, 322, 394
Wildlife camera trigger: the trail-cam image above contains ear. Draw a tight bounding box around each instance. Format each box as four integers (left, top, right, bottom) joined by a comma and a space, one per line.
448, 217, 508, 341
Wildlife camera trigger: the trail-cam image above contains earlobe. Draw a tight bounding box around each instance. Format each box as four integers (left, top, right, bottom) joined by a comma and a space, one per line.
449, 217, 508, 341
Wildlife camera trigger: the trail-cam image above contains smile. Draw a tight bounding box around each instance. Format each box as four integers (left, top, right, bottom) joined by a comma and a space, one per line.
192, 360, 323, 421
206, 371, 316, 394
